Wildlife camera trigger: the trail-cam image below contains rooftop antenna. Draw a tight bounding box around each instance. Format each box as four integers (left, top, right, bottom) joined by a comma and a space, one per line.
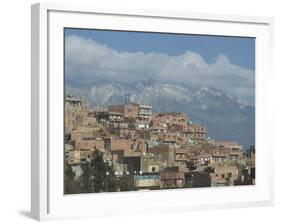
125, 93, 128, 104
128, 93, 131, 104
125, 93, 131, 104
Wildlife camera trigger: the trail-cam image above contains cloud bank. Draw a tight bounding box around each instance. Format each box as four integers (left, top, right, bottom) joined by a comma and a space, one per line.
65, 35, 255, 104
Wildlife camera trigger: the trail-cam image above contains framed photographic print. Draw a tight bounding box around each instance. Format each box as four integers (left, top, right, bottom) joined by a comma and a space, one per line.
31, 2, 274, 221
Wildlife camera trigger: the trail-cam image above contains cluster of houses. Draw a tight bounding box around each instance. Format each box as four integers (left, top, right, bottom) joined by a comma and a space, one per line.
65, 94, 255, 190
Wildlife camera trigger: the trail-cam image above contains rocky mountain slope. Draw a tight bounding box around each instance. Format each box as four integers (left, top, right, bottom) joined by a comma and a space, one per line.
65, 79, 255, 148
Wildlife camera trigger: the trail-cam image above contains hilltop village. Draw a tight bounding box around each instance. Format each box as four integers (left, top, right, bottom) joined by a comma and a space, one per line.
64, 94, 255, 193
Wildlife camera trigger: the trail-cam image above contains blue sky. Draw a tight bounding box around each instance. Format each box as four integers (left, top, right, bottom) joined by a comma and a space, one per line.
64, 28, 255, 104
65, 28, 255, 70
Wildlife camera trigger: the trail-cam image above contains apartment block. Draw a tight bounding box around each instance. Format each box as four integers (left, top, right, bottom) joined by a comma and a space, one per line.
139, 105, 152, 121
108, 103, 139, 119
65, 95, 88, 131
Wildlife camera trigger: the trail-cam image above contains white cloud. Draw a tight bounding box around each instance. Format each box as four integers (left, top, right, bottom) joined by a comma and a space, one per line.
65, 35, 255, 104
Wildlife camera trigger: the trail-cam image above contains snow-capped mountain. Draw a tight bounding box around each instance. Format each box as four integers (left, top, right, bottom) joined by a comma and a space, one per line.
65, 79, 255, 148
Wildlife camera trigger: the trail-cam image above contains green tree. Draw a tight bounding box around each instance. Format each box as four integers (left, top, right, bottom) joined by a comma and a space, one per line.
80, 159, 93, 193
64, 162, 80, 194
119, 174, 136, 191
80, 150, 119, 193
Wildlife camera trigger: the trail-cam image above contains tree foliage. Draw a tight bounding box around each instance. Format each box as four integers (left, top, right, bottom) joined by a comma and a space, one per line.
64, 161, 81, 194
80, 150, 119, 193
65, 150, 137, 194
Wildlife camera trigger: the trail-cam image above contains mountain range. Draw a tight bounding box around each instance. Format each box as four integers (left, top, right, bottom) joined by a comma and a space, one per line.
65, 78, 255, 148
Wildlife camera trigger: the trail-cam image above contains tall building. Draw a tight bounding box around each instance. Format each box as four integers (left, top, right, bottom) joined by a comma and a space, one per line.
108, 103, 139, 119
139, 105, 152, 121
65, 95, 88, 131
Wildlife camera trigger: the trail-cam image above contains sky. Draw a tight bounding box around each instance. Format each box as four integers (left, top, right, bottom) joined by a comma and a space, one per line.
64, 28, 255, 104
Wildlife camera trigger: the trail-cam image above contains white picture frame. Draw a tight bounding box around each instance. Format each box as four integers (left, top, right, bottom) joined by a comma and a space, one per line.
31, 2, 274, 221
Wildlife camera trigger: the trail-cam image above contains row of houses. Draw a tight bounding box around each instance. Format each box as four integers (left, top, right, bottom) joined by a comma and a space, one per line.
64, 94, 255, 190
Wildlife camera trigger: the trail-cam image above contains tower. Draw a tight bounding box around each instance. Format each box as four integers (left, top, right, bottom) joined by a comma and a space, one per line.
125, 93, 131, 104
